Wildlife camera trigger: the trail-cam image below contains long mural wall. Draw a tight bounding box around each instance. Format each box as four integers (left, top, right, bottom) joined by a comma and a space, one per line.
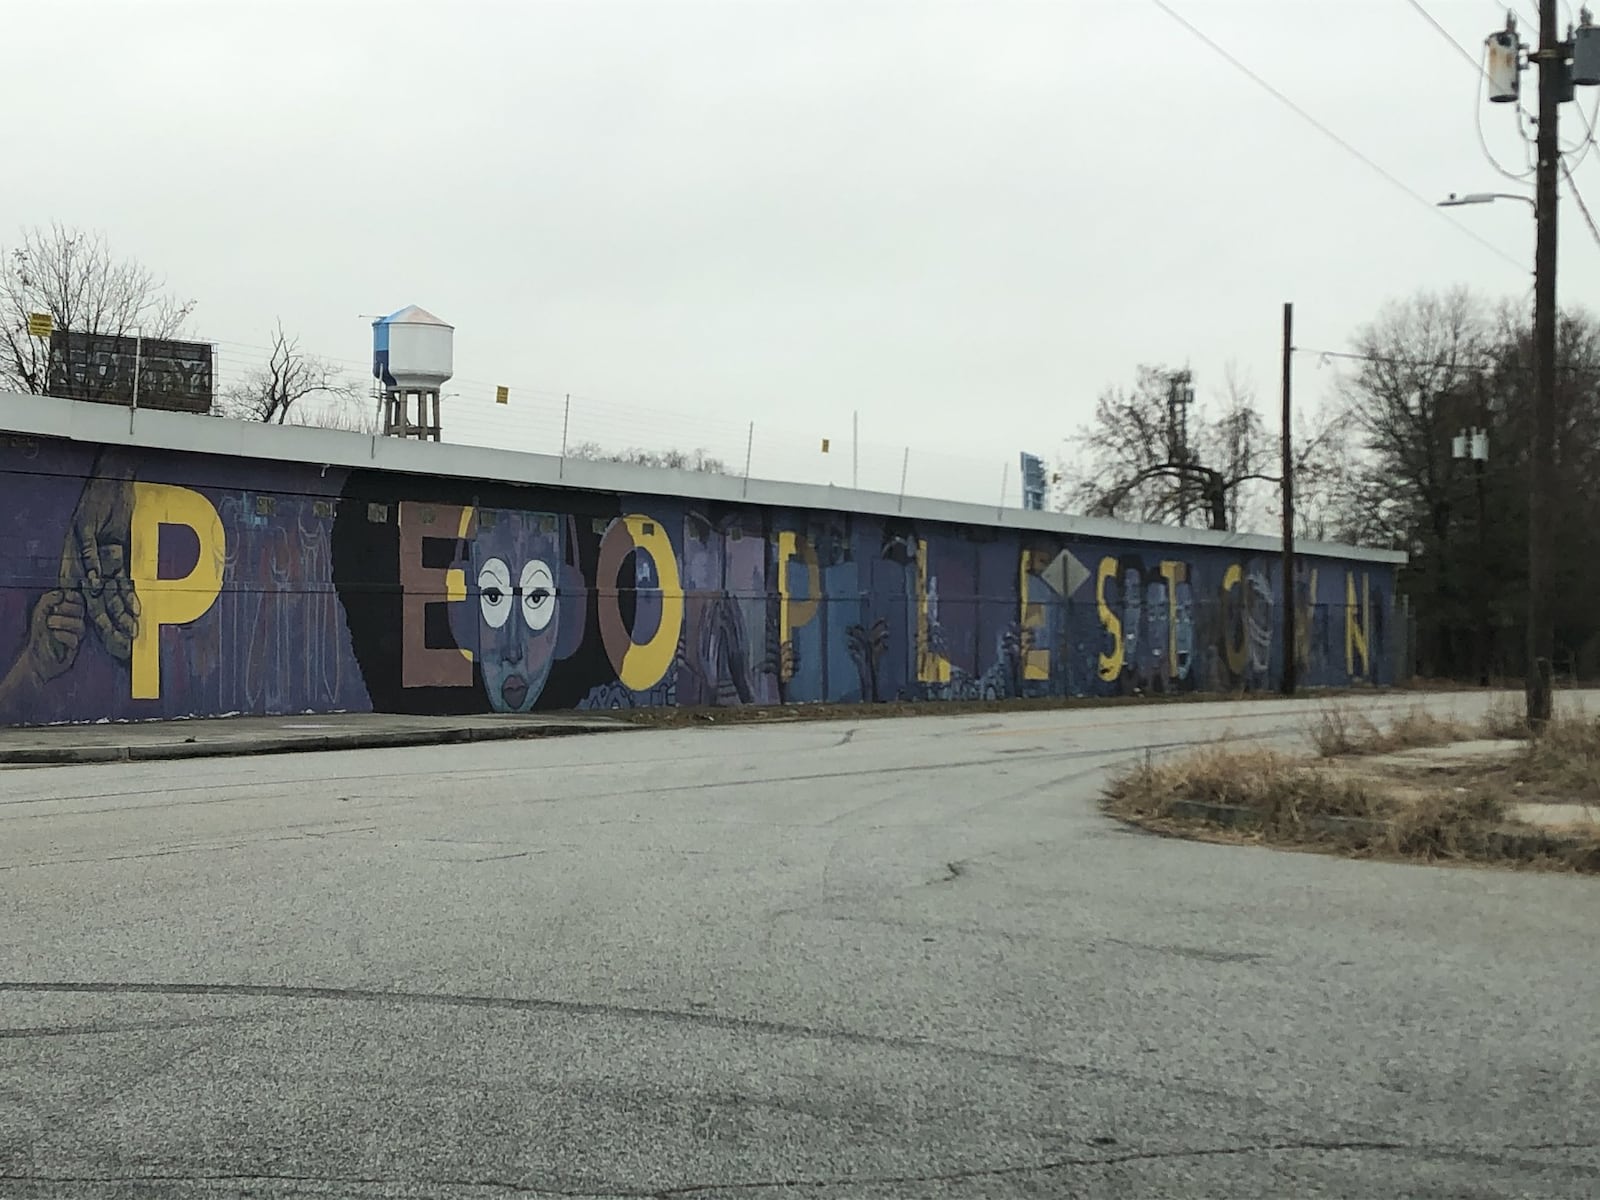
0, 436, 1397, 725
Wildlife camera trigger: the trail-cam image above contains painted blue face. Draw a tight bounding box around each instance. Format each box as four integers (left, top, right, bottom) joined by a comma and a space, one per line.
1174, 581, 1195, 680
471, 510, 561, 713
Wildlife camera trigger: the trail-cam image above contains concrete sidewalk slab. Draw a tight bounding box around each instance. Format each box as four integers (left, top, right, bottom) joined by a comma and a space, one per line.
1513, 801, 1600, 829
1363, 739, 1522, 769
0, 711, 631, 765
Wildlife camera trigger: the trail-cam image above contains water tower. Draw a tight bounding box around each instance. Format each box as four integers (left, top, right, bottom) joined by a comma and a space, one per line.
372, 305, 453, 440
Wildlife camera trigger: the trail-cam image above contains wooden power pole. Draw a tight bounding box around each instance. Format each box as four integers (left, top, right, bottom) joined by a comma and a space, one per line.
1280, 302, 1296, 696
1528, 0, 1560, 727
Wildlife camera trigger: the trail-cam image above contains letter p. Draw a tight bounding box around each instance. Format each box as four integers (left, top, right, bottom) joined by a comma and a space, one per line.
130, 483, 225, 700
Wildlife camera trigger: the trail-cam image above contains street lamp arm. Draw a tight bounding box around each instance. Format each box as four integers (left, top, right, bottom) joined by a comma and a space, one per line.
1438, 191, 1537, 209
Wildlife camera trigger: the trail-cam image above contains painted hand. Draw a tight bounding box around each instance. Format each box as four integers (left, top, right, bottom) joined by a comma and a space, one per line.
25, 589, 86, 683
60, 477, 139, 660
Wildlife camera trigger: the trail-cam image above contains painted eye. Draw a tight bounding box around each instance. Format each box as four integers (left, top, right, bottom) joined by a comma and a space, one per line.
478, 557, 512, 628
520, 559, 555, 631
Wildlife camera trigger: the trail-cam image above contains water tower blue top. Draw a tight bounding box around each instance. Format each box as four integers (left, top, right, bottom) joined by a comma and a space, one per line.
372, 304, 454, 392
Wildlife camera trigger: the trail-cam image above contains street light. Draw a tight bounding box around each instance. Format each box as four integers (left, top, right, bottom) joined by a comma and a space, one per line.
1437, 191, 1537, 210
1441, 183, 1549, 714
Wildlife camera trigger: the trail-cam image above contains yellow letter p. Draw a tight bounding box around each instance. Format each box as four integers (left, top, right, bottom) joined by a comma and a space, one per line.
130, 483, 225, 700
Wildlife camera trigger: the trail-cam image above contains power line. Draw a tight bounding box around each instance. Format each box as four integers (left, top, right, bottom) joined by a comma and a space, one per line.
1404, 0, 1538, 176
1297, 344, 1600, 378
1563, 89, 1600, 168
1431, 0, 1596, 175
1558, 155, 1600, 250
1296, 346, 1495, 371
1491, 0, 1540, 27
1149, 0, 1527, 271
1478, 51, 1539, 180
1407, 0, 1493, 75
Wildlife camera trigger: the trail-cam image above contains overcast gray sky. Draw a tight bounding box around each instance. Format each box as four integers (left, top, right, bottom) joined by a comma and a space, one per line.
5, 0, 1589, 503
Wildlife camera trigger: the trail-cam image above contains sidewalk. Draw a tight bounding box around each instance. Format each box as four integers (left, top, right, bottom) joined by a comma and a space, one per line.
0, 711, 631, 766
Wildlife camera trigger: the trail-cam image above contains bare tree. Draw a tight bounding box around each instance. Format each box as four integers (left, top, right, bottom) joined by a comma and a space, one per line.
1195, 365, 1271, 532
1, 223, 195, 394
1331, 287, 1488, 549
1272, 406, 1355, 543
288, 395, 378, 434
221, 321, 359, 425
565, 442, 729, 473
1061, 363, 1280, 532
1327, 288, 1600, 678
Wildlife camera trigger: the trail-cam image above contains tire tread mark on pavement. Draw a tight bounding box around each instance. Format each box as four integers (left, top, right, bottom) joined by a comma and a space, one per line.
0, 728, 1296, 822
819, 759, 1117, 828
0, 1014, 252, 1039
5, 1142, 1595, 1199
0, 826, 383, 872
0, 750, 1099, 825
644, 1137, 1600, 1196
0, 1173, 618, 1199
0, 1036, 216, 1166
0, 980, 1242, 1103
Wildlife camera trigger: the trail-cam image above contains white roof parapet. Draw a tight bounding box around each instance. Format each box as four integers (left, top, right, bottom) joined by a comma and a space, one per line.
0, 391, 1407, 566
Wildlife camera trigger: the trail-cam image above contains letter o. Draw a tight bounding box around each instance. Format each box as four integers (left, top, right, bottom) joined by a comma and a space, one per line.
596, 515, 683, 692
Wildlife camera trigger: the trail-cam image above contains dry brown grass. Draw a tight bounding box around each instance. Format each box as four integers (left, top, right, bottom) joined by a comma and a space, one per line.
1106, 742, 1599, 871
1108, 746, 1389, 835
1518, 714, 1600, 802
1304, 707, 1371, 757
1306, 705, 1476, 758
1382, 788, 1507, 860
1480, 695, 1530, 740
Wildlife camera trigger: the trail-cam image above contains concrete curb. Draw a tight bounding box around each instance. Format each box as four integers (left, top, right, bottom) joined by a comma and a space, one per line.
0, 720, 630, 766
1159, 797, 1599, 863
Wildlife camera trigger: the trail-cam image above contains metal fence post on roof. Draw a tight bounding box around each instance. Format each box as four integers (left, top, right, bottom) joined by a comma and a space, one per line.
128, 332, 143, 434
559, 393, 570, 479
742, 421, 754, 498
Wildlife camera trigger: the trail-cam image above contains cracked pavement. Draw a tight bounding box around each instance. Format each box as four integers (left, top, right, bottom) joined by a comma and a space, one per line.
2, 693, 1597, 1198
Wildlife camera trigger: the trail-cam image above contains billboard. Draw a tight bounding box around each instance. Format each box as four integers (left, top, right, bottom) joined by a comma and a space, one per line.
47, 331, 214, 414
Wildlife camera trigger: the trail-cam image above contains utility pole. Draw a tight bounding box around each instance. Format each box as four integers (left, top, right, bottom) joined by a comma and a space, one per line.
1528, 0, 1560, 727
1468, 8, 1600, 719
1280, 302, 1296, 696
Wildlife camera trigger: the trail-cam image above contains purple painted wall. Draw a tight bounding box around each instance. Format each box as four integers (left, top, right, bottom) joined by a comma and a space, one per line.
0, 434, 1397, 725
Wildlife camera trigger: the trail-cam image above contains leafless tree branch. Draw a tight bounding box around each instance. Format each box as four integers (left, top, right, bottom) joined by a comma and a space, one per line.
1, 223, 195, 394
220, 321, 360, 427
564, 441, 729, 473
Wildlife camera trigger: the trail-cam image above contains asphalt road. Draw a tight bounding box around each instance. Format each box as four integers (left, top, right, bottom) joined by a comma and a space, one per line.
3, 692, 1597, 1199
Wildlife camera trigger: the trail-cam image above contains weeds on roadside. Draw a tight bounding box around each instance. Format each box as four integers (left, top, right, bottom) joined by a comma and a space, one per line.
1106, 740, 1599, 871
1384, 787, 1507, 860
1519, 715, 1600, 802
1109, 746, 1389, 833
1306, 707, 1372, 757
1480, 696, 1530, 740
1306, 705, 1473, 758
